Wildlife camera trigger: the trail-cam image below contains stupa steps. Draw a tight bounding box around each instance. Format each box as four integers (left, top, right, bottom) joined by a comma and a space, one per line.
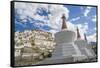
52, 43, 77, 57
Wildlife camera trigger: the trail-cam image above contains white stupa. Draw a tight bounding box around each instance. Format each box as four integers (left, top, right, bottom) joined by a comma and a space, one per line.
53, 14, 86, 61
37, 14, 96, 65
74, 30, 96, 60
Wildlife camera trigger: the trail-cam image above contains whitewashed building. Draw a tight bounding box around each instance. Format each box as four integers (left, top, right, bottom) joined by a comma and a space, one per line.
14, 29, 56, 64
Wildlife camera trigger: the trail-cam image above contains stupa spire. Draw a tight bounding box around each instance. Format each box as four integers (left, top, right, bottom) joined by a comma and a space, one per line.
61, 14, 67, 29
77, 27, 81, 39
84, 33, 87, 41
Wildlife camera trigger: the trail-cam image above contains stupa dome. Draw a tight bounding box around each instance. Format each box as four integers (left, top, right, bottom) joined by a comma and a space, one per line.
55, 14, 76, 44
55, 30, 76, 44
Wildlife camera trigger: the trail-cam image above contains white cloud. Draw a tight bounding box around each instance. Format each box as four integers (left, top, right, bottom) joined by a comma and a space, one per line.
46, 5, 69, 32
92, 15, 96, 22
15, 2, 48, 22
48, 20, 76, 34
76, 23, 88, 39
84, 7, 92, 17
70, 17, 80, 22
15, 2, 69, 22
87, 33, 96, 42
94, 27, 96, 31
15, 2, 69, 33
66, 21, 76, 31
84, 22, 88, 25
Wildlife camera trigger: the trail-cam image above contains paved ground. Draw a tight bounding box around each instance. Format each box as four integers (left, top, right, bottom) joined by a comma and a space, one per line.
36, 56, 74, 65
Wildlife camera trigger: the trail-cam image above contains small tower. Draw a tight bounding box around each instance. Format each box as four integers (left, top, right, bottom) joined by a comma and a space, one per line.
77, 27, 81, 39
84, 33, 87, 42
61, 14, 67, 29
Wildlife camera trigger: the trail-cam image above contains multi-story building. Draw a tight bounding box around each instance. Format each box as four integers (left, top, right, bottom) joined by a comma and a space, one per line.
14, 29, 56, 66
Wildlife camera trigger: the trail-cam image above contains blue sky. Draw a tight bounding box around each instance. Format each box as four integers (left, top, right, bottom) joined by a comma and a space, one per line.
64, 5, 97, 36
15, 2, 97, 42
